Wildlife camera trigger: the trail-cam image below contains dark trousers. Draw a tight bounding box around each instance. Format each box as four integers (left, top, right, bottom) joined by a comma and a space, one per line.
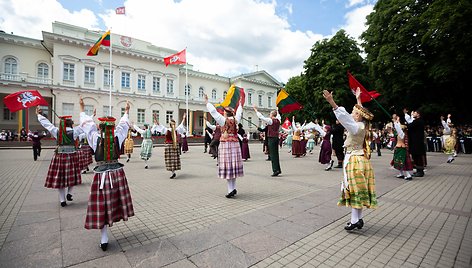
33, 145, 41, 161
376, 142, 382, 156
268, 137, 281, 173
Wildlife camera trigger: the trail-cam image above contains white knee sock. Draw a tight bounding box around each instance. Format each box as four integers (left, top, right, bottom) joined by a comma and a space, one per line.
448, 155, 454, 161
100, 225, 108, 244
351, 208, 360, 224
145, 159, 148, 166
227, 180, 233, 193
404, 171, 411, 178
67, 186, 73, 195
58, 188, 66, 202
231, 178, 236, 191
399, 171, 404, 176
357, 208, 363, 220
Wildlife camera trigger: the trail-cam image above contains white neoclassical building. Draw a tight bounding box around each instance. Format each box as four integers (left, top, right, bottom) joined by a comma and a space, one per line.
0, 22, 282, 136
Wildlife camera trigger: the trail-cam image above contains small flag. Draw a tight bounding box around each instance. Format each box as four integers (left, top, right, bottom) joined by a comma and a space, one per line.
348, 71, 381, 103
87, 30, 111, 56
215, 85, 246, 112
115, 6, 126, 15
164, 49, 186, 67
3, 90, 48, 112
276, 89, 303, 114
281, 118, 292, 131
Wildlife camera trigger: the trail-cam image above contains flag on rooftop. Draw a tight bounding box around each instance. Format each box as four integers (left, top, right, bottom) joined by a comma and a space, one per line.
164, 49, 186, 67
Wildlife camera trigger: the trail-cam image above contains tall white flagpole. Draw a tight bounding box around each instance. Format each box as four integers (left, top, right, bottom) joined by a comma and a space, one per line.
185, 48, 189, 135
109, 29, 112, 117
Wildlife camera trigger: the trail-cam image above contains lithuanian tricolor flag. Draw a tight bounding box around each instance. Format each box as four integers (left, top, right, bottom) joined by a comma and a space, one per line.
215, 85, 246, 113
276, 89, 303, 114
87, 30, 111, 56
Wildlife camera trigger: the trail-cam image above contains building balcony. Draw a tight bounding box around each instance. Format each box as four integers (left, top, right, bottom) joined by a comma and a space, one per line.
0, 73, 52, 85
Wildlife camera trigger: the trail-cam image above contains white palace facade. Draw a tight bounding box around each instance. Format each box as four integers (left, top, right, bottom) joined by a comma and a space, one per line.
0, 22, 282, 136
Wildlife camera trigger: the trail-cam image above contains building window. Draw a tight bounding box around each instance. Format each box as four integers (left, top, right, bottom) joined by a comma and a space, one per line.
37, 63, 49, 78
167, 79, 174, 94
268, 96, 272, 107
3, 107, 15, 120
258, 95, 262, 107
121, 72, 130, 88
63, 63, 75, 81
248, 116, 252, 128
137, 109, 145, 124
184, 84, 191, 96
248, 93, 252, 105
137, 74, 146, 92
166, 111, 173, 124
84, 66, 95, 84
84, 105, 94, 116
199, 87, 204, 98
38, 105, 49, 119
211, 89, 217, 100
198, 116, 204, 127
121, 107, 126, 117
4, 57, 18, 74
62, 103, 74, 115
103, 105, 112, 117
152, 77, 160, 93
223, 91, 227, 99
104, 69, 114, 86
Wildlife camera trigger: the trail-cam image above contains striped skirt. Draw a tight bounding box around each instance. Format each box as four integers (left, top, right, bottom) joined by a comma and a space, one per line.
78, 145, 93, 170
124, 138, 134, 154
338, 154, 377, 209
218, 141, 244, 179
140, 139, 153, 160
164, 144, 181, 171
443, 135, 456, 155
45, 152, 82, 189
85, 167, 134, 229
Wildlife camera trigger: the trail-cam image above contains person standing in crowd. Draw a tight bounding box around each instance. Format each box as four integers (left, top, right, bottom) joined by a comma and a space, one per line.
306, 129, 315, 154
29, 131, 44, 161
331, 120, 345, 168
203, 121, 213, 153
124, 128, 135, 162
77, 132, 93, 174
373, 129, 382, 156
205, 94, 244, 198
441, 115, 457, 163
322, 88, 377, 231
254, 105, 282, 177
312, 120, 334, 171
258, 124, 270, 161
391, 114, 413, 180
205, 113, 221, 161
20, 127, 27, 141
237, 123, 245, 149
153, 113, 187, 179
79, 97, 134, 251
181, 132, 189, 153
240, 132, 251, 161
291, 117, 305, 158
404, 108, 426, 177
133, 123, 154, 169
36, 107, 82, 207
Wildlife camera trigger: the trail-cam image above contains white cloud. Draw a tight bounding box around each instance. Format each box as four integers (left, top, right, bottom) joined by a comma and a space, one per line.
346, 0, 366, 8
338, 4, 374, 42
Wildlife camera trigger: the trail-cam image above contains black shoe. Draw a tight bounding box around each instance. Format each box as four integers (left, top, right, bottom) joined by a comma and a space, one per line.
100, 243, 108, 251
449, 158, 455, 163
396, 175, 405, 179
82, 170, 87, 174
66, 194, 73, 201
335, 164, 343, 168
145, 165, 148, 169
225, 189, 237, 198
358, 219, 364, 229
61, 201, 67, 207
412, 172, 424, 177
126, 158, 130, 162
170, 173, 176, 179
86, 167, 89, 171
405, 176, 412, 181
266, 158, 271, 161
344, 221, 362, 231
329, 160, 334, 169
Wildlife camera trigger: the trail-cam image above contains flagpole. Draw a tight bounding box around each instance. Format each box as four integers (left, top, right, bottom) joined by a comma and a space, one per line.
185, 47, 189, 135
109, 29, 112, 117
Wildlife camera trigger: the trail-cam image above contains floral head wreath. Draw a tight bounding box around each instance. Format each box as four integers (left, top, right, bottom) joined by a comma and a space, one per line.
353, 104, 374, 121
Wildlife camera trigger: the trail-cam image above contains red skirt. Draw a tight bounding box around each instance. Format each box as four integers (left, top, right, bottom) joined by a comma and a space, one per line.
45, 152, 82, 189
85, 167, 134, 229
292, 140, 303, 156
78, 145, 93, 170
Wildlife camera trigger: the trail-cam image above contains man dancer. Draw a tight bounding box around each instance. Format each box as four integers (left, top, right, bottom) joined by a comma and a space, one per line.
405, 109, 426, 177
29, 131, 44, 161
254, 105, 282, 177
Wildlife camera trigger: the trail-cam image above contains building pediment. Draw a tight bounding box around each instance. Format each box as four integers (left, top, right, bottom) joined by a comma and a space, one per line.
231, 70, 282, 88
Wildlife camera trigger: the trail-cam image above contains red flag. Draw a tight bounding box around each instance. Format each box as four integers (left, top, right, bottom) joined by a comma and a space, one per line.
348, 71, 381, 103
281, 117, 292, 130
3, 90, 48, 112
164, 49, 186, 67
115, 6, 125, 15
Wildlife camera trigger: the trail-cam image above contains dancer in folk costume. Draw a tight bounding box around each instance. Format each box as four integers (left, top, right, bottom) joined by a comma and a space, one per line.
205, 113, 221, 160
312, 120, 334, 171
441, 114, 457, 163
28, 131, 44, 161
254, 105, 282, 176
124, 128, 135, 162
153, 113, 187, 179
285, 130, 293, 152
205, 94, 244, 198
36, 107, 82, 207
331, 120, 345, 168
291, 117, 305, 157
240, 133, 251, 161
204, 123, 213, 153
79, 97, 134, 251
78, 132, 94, 174
404, 109, 426, 177
391, 114, 413, 180
322, 88, 377, 231
181, 132, 189, 153
133, 123, 154, 169
306, 129, 315, 154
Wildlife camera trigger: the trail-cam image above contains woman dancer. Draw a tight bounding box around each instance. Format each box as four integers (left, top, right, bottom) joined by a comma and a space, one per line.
312, 121, 334, 171
391, 114, 413, 180
133, 123, 154, 169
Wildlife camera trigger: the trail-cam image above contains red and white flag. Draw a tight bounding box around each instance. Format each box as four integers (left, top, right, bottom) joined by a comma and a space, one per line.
116, 6, 126, 15
281, 118, 292, 131
3, 90, 48, 112
164, 49, 186, 67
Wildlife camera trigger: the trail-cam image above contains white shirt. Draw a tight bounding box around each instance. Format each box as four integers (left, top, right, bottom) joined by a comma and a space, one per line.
79, 112, 129, 152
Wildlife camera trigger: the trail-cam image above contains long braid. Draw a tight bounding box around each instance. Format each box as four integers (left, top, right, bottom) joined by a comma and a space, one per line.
364, 120, 372, 159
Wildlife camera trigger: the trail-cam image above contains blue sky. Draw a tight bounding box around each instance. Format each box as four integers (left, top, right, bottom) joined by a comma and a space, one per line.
0, 0, 377, 82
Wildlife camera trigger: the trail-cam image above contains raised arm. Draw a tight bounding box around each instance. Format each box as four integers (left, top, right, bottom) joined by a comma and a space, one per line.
175, 113, 187, 134
206, 121, 216, 131
254, 104, 273, 125
36, 106, 58, 139
115, 101, 130, 146
312, 123, 326, 137
392, 114, 404, 139
323, 90, 359, 134
79, 96, 99, 150
204, 94, 226, 126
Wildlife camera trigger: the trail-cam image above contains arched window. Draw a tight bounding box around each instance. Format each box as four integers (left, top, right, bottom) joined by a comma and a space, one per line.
4, 57, 18, 74
185, 84, 191, 96
37, 63, 49, 78
211, 89, 217, 100
199, 87, 204, 98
